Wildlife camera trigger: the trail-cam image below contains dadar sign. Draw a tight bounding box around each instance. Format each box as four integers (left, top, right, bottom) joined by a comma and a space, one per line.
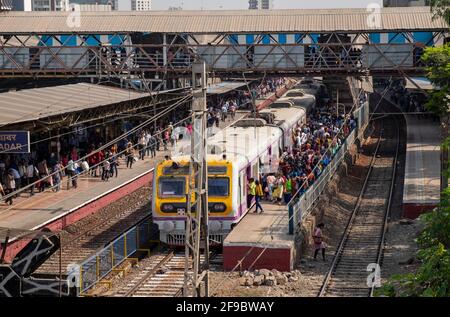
0, 131, 30, 154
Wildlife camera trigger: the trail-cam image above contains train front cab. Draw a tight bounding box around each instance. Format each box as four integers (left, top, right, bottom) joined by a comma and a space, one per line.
152, 158, 234, 246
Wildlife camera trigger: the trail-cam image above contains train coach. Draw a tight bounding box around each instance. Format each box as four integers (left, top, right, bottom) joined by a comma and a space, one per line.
152, 101, 309, 246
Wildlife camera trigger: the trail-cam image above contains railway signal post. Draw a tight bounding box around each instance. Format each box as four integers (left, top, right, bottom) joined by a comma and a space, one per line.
183, 61, 210, 297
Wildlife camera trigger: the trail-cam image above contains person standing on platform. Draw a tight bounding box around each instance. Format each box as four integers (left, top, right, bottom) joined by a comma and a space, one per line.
126, 142, 134, 169
253, 180, 264, 214
26, 160, 36, 196
266, 173, 276, 201
274, 174, 285, 205
5, 170, 15, 205
52, 162, 63, 192
139, 134, 146, 160
313, 223, 327, 261
145, 131, 152, 157
149, 135, 157, 158
284, 177, 293, 204
66, 159, 77, 189
247, 178, 256, 209
101, 153, 111, 182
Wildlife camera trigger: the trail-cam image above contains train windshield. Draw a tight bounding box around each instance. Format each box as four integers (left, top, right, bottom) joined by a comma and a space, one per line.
208, 177, 230, 197
159, 177, 185, 197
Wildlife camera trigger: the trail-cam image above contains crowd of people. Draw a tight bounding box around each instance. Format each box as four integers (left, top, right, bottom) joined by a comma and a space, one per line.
0, 112, 191, 206
207, 77, 287, 127
0, 77, 288, 206
248, 106, 357, 212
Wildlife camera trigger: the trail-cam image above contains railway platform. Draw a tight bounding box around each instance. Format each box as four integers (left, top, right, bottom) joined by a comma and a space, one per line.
403, 115, 440, 218
0, 83, 290, 264
0, 153, 161, 262
223, 202, 294, 272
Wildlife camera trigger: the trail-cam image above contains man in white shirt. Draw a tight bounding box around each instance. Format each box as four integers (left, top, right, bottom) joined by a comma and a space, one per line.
26, 160, 36, 196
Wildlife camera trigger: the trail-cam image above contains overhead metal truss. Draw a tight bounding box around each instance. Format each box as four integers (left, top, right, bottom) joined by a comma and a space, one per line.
0, 30, 447, 79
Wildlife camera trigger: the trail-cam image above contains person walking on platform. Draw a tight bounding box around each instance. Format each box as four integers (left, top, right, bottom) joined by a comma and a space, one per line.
253, 180, 264, 214
313, 223, 327, 261
247, 178, 256, 209
126, 142, 134, 169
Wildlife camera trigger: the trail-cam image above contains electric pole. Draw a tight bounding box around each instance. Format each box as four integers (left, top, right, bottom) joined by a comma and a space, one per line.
183, 61, 209, 297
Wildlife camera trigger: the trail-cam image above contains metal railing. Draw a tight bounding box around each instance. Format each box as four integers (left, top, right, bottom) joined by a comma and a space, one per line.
288, 101, 369, 234
77, 216, 154, 295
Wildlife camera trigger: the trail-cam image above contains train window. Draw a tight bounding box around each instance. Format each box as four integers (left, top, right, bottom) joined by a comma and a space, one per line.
208, 177, 230, 197
208, 166, 228, 175
163, 166, 189, 175
158, 177, 186, 197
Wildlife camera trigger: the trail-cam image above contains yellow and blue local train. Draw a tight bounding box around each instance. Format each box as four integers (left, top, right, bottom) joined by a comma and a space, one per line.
152, 89, 315, 246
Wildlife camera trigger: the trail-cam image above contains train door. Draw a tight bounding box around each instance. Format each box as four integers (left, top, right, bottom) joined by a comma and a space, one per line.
252, 162, 259, 180
239, 171, 246, 212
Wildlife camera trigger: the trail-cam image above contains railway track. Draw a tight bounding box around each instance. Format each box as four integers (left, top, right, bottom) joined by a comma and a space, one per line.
318, 115, 399, 297
34, 187, 153, 277
112, 251, 185, 297
108, 249, 223, 297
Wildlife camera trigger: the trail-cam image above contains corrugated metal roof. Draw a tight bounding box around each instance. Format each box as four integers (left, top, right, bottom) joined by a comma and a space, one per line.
0, 7, 447, 34
0, 83, 148, 126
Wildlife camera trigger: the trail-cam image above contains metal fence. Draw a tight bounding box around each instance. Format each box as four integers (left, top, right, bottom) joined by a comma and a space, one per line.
77, 217, 153, 295
288, 101, 369, 234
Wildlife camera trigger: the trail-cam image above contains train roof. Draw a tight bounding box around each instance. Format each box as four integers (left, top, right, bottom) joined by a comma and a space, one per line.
260, 103, 307, 130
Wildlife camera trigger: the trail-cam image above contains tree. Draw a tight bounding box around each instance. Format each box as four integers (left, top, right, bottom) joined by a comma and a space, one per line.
378, 192, 450, 297
422, 44, 450, 190
429, 0, 450, 25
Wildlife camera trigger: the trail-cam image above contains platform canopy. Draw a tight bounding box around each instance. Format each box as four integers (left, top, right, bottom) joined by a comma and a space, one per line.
0, 7, 447, 35
0, 83, 148, 126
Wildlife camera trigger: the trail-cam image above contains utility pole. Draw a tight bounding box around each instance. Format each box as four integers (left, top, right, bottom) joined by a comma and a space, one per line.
184, 61, 209, 297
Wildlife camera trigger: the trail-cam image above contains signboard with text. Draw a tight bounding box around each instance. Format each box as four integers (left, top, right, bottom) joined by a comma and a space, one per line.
0, 131, 30, 154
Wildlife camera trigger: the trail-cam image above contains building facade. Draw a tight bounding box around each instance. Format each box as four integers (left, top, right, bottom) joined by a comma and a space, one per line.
28, 0, 69, 11
249, 0, 273, 10
383, 0, 428, 6
113, 0, 150, 10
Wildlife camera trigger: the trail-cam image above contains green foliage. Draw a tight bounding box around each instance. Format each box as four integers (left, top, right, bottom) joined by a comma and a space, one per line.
429, 0, 450, 26
421, 45, 450, 116
379, 196, 450, 297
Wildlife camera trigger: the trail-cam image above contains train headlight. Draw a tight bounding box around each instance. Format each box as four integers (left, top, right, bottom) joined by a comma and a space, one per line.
210, 221, 222, 232
163, 221, 175, 232
161, 204, 175, 212
211, 203, 227, 212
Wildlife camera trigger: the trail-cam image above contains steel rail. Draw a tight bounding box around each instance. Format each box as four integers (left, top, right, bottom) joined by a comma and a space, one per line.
317, 119, 384, 297
124, 251, 174, 297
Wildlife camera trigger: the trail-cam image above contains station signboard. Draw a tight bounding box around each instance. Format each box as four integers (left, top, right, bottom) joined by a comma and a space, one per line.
0, 131, 30, 154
